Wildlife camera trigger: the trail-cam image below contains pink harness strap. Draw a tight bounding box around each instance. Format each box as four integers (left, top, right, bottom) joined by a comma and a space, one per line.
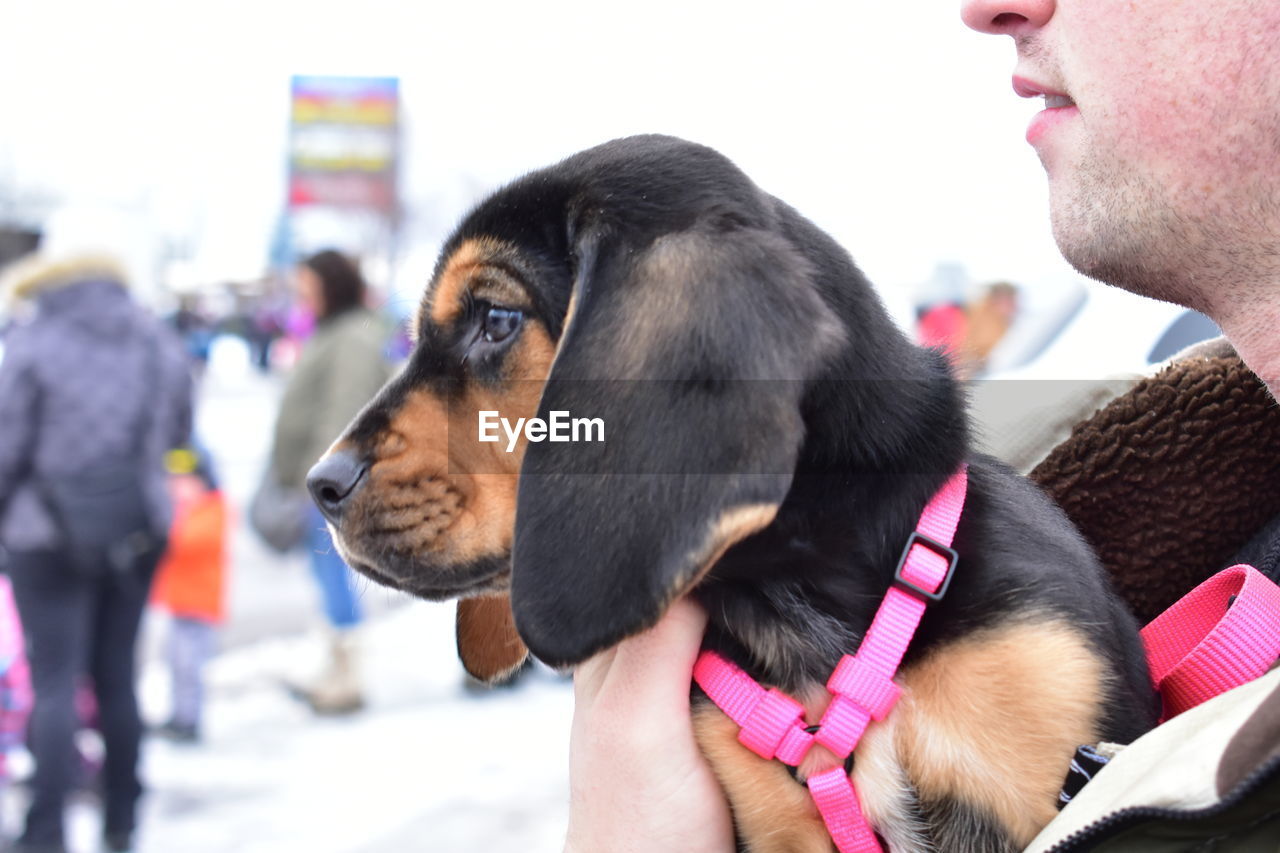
695, 464, 1280, 850
694, 467, 969, 853
1141, 563, 1280, 721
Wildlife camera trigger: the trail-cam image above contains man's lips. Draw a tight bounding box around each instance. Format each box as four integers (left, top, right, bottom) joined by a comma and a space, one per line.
1013, 75, 1078, 146
1013, 75, 1070, 100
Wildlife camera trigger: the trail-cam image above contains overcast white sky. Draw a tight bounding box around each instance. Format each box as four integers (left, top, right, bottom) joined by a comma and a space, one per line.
0, 0, 1071, 313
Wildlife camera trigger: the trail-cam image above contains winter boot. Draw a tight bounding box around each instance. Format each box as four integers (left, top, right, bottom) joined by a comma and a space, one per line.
297, 631, 365, 715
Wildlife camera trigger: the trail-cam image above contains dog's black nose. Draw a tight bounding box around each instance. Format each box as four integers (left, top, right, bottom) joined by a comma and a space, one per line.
307, 450, 368, 523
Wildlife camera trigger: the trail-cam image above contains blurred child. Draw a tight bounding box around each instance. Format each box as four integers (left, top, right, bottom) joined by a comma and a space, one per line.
150, 446, 230, 743
961, 281, 1020, 378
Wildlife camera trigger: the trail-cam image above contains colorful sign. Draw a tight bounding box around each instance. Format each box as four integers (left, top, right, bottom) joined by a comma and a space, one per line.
288, 76, 399, 213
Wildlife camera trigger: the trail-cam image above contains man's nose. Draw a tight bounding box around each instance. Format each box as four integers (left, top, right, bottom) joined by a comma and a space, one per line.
960, 0, 1054, 35
307, 449, 369, 523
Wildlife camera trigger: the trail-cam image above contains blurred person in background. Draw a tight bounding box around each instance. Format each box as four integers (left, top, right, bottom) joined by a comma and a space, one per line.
166, 295, 216, 374
150, 443, 230, 744
913, 261, 970, 367
0, 205, 194, 853
961, 280, 1021, 377
267, 249, 392, 715
247, 301, 284, 372
0, 570, 34, 843
914, 299, 967, 363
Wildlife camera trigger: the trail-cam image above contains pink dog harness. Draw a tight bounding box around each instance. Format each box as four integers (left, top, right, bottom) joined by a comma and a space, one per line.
693, 466, 970, 853
1141, 562, 1280, 722
692, 465, 1280, 852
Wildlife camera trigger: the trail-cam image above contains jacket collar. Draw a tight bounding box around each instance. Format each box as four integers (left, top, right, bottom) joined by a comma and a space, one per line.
2, 253, 129, 305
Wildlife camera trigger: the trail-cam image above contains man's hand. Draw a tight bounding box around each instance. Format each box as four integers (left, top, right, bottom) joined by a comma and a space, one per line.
564, 597, 735, 853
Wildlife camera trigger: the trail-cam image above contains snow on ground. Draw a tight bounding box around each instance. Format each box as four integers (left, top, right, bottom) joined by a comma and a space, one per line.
136, 600, 574, 853
14, 600, 574, 853
2, 350, 574, 852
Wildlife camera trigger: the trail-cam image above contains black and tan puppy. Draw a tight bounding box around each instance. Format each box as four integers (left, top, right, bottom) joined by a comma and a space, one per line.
307, 135, 1157, 852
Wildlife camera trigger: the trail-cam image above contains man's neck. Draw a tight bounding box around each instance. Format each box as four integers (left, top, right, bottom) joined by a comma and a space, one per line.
1213, 296, 1280, 401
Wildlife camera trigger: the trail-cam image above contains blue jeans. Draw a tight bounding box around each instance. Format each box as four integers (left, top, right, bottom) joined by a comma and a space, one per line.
306, 509, 362, 629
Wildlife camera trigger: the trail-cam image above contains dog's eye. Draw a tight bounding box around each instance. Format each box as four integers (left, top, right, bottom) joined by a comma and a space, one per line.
482, 306, 523, 343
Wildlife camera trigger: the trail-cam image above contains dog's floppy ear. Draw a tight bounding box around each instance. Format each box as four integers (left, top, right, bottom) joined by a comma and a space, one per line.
456, 595, 529, 683
510, 223, 844, 666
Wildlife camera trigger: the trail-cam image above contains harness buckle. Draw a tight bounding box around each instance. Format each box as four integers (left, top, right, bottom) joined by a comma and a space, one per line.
892, 532, 958, 603
785, 727, 857, 786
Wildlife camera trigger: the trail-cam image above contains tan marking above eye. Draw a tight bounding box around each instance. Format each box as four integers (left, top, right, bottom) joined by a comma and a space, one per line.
428, 239, 489, 327
426, 237, 531, 330
473, 277, 531, 312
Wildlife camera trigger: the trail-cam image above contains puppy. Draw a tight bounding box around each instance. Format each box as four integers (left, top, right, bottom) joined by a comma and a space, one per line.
307, 135, 1158, 852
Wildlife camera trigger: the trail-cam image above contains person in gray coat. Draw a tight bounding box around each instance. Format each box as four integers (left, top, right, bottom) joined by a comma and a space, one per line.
269, 249, 392, 715
0, 247, 193, 853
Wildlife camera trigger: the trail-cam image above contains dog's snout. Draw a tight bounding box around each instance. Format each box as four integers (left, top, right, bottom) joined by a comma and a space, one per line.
307, 450, 368, 523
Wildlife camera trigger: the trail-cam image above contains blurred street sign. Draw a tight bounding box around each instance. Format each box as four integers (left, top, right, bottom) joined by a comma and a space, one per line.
287, 76, 399, 214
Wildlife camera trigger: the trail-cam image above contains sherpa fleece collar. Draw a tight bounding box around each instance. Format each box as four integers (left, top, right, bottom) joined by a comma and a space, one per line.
1030, 344, 1280, 622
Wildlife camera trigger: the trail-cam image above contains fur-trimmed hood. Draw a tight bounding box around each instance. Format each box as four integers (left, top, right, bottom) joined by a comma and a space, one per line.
1, 252, 130, 305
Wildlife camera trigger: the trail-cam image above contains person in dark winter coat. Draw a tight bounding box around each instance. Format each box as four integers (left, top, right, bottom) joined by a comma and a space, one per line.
0, 246, 193, 853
